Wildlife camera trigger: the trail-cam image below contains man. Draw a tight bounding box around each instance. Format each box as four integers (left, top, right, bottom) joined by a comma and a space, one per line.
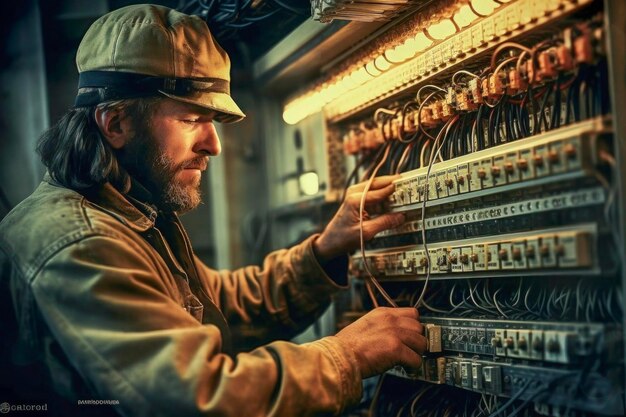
0, 4, 426, 417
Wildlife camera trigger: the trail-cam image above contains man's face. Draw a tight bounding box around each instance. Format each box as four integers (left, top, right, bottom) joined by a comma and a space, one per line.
120, 99, 222, 213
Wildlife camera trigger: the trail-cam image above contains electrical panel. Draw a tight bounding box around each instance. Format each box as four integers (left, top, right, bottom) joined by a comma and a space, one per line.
263, 0, 626, 415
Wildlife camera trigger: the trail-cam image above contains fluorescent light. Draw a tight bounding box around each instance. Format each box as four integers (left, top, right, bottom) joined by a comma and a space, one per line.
283, 106, 300, 125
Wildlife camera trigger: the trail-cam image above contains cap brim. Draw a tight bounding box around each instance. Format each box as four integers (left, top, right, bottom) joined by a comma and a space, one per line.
158, 90, 246, 123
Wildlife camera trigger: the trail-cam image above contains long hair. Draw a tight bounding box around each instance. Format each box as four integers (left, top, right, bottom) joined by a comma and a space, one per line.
36, 94, 158, 193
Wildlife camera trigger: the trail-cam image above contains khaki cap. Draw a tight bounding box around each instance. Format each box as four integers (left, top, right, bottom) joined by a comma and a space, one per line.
75, 4, 245, 123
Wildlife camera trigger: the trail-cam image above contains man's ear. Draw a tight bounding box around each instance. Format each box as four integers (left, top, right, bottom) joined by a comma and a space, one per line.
94, 106, 134, 149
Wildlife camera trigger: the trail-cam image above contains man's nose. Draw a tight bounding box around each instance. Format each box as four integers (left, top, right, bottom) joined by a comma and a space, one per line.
194, 123, 222, 156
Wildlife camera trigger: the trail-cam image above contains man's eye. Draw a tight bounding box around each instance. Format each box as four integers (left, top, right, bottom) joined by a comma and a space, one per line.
182, 119, 199, 124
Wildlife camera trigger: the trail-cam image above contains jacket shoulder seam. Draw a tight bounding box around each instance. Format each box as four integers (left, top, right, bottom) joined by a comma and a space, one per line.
25, 229, 137, 285
80, 196, 95, 231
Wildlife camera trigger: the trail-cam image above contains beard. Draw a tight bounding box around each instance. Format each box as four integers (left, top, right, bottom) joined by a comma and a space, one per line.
117, 125, 206, 214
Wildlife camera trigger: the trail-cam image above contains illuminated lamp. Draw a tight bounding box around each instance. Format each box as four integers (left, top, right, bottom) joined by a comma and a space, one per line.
348, 70, 364, 87
401, 36, 418, 59
309, 93, 323, 110
454, 5, 479, 28
340, 75, 356, 90
326, 82, 338, 99
347, 72, 360, 87
414, 30, 434, 51
427, 18, 457, 40
282, 105, 300, 125
471, 0, 500, 16
384, 46, 406, 64
354, 66, 373, 83
333, 79, 348, 95
299, 171, 320, 196
365, 61, 382, 77
318, 86, 330, 104
374, 54, 392, 72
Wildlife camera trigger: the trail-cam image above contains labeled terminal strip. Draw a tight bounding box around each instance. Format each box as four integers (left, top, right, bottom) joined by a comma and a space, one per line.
352, 224, 596, 279
388, 118, 610, 210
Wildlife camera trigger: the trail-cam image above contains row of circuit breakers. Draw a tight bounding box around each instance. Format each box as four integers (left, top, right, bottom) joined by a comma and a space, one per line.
351, 120, 611, 279
330, 0, 624, 415
389, 318, 623, 415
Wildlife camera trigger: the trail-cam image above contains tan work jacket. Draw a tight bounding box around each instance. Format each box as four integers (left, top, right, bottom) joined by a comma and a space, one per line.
0, 175, 362, 416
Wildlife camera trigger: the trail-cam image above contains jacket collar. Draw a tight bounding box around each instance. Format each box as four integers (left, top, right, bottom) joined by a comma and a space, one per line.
44, 173, 158, 232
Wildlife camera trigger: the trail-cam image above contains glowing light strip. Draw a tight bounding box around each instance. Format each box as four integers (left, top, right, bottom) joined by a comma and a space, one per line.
283, 0, 509, 125
324, 0, 586, 120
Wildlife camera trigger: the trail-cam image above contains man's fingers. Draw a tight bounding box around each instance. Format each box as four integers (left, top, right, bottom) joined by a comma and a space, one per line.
396, 344, 425, 370
346, 184, 396, 206
391, 307, 420, 320
397, 324, 427, 353
348, 175, 400, 194
412, 334, 429, 355
395, 317, 424, 333
363, 213, 405, 237
363, 184, 397, 203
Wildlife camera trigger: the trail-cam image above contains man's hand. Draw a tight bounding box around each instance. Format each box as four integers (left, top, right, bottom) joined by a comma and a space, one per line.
335, 307, 427, 378
313, 176, 405, 263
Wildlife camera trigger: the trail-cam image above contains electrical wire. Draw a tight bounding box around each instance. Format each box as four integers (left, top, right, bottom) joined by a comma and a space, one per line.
409, 385, 436, 417
358, 142, 397, 307
374, 107, 400, 119
270, 0, 308, 15
399, 101, 421, 144
365, 279, 380, 308
493, 57, 518, 81
451, 70, 480, 88
395, 143, 414, 174
348, 26, 619, 415
361, 140, 391, 181
491, 42, 532, 71
412, 116, 457, 309
179, 0, 304, 40
416, 85, 446, 106
419, 139, 432, 168
342, 150, 380, 202
492, 288, 508, 318
488, 379, 532, 417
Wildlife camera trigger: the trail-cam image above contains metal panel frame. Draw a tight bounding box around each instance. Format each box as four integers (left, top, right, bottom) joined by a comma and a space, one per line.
604, 0, 626, 394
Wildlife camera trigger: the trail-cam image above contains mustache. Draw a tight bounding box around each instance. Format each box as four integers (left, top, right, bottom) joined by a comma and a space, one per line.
181, 157, 209, 171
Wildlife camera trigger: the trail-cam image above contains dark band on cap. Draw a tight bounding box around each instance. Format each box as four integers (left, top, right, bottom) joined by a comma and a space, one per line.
74, 70, 230, 107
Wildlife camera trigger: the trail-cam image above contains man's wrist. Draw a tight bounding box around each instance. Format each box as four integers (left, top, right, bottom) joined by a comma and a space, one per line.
312, 235, 349, 286
312, 234, 332, 263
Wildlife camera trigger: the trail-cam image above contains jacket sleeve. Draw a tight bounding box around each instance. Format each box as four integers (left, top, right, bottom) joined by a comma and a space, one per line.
31, 234, 362, 417
195, 234, 350, 346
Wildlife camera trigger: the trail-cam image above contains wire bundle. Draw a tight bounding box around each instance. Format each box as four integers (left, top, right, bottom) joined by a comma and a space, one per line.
402, 277, 625, 323
343, 11, 622, 417
178, 0, 308, 39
